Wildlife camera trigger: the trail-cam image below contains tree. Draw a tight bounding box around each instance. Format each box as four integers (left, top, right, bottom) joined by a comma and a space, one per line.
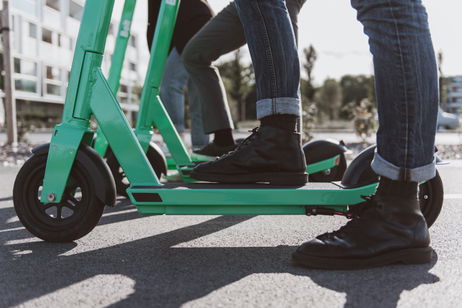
217, 49, 254, 121
339, 74, 375, 119
317, 78, 342, 120
302, 45, 317, 101
300, 45, 318, 141
353, 98, 377, 141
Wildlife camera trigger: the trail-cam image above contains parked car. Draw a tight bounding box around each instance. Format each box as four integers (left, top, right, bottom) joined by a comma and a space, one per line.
437, 107, 460, 129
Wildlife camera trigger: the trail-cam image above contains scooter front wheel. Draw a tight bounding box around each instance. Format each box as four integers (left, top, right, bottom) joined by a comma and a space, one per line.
13, 149, 106, 242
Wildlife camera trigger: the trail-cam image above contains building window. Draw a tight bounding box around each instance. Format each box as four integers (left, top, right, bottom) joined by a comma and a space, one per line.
12, 0, 38, 17
44, 65, 64, 97
46, 0, 60, 11
69, 1, 84, 21
46, 66, 61, 80
13, 58, 39, 94
28, 23, 37, 38
14, 58, 37, 76
42, 28, 53, 44
129, 62, 137, 72
15, 79, 37, 93
46, 84, 61, 96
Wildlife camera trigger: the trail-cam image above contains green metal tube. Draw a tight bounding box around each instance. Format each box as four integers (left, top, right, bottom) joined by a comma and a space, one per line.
135, 0, 191, 165
41, 0, 117, 203
94, 0, 137, 157
107, 0, 137, 94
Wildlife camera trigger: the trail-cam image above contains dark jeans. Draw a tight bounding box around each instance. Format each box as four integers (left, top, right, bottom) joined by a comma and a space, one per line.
182, 0, 306, 133
234, 0, 438, 182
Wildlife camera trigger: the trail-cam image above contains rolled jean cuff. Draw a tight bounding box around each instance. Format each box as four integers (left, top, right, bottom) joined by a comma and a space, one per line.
256, 97, 301, 119
371, 151, 436, 182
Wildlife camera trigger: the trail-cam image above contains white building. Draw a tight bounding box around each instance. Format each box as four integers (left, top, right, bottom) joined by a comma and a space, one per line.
2, 0, 150, 126
446, 76, 462, 114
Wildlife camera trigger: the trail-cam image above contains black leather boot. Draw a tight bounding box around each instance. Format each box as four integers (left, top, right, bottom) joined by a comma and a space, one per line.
292, 192, 432, 270
193, 142, 237, 157
190, 126, 307, 186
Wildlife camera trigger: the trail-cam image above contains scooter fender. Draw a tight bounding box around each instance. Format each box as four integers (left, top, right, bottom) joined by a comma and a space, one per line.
32, 143, 117, 207
340, 145, 377, 188
303, 139, 348, 165
149, 142, 168, 175
341, 145, 444, 188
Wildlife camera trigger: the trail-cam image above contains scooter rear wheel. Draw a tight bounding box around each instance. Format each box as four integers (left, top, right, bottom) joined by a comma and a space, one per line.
308, 155, 347, 182
13, 150, 105, 242
106, 145, 167, 197
418, 171, 444, 228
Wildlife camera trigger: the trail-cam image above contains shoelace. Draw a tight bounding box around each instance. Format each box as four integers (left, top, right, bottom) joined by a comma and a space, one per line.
216, 127, 260, 160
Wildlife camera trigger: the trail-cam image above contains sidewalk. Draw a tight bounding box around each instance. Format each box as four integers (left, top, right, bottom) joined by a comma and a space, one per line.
1, 129, 461, 147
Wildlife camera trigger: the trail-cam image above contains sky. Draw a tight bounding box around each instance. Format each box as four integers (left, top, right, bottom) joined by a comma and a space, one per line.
130, 0, 462, 85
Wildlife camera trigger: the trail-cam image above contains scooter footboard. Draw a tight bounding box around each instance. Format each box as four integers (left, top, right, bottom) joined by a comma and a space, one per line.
126, 182, 377, 215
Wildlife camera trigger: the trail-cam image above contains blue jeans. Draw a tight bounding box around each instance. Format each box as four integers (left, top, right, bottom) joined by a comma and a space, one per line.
234, 0, 438, 182
160, 48, 210, 149
234, 0, 301, 120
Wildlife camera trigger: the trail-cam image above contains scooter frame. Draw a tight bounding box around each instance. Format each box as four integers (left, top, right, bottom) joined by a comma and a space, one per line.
90, 0, 344, 183
35, 0, 436, 218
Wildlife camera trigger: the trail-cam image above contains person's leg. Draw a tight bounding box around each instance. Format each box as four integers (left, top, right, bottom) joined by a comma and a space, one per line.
183, 3, 242, 136
160, 49, 188, 135
187, 78, 210, 150
286, 0, 307, 43
183, 3, 243, 156
293, 0, 438, 269
190, 0, 306, 185
183, 0, 306, 156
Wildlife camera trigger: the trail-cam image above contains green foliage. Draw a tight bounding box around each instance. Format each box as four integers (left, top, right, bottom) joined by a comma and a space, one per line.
353, 98, 377, 141
302, 46, 317, 101
217, 49, 254, 121
316, 78, 342, 121
301, 98, 317, 142
339, 74, 375, 119
300, 45, 318, 140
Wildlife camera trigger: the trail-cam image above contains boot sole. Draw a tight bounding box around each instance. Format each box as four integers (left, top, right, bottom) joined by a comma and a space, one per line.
292, 247, 433, 270
190, 171, 308, 186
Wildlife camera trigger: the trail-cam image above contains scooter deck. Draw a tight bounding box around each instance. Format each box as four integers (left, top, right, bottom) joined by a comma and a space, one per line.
127, 182, 377, 216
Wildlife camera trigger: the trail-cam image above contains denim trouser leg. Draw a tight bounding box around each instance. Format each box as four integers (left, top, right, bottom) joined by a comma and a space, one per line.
183, 0, 305, 133
188, 79, 210, 149
234, 0, 301, 119
160, 48, 209, 148
160, 49, 188, 133
351, 0, 438, 182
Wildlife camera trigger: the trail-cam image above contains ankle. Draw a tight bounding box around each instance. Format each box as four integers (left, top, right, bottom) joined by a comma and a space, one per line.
213, 129, 235, 147
260, 114, 298, 132
376, 176, 418, 198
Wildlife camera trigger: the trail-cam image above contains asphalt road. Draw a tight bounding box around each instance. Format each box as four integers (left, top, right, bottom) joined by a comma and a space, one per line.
1, 162, 462, 308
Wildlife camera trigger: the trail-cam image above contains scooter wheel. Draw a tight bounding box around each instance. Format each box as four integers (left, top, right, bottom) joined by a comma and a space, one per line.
106, 145, 167, 197
419, 170, 444, 228
13, 150, 105, 242
308, 154, 347, 182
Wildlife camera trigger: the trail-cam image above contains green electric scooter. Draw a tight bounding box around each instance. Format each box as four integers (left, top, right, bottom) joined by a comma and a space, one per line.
13, 0, 443, 242
90, 0, 349, 196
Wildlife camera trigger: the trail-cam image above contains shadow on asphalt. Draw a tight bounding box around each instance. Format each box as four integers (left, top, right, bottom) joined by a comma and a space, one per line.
1, 201, 440, 308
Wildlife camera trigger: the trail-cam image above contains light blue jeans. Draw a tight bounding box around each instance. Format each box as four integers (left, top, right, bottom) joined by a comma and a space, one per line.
234, 0, 438, 182
160, 48, 210, 149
